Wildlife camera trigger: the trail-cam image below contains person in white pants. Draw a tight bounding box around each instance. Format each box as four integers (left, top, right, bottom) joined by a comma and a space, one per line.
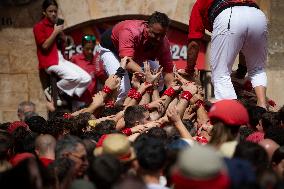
46, 51, 91, 98
211, 6, 267, 102
185, 0, 268, 109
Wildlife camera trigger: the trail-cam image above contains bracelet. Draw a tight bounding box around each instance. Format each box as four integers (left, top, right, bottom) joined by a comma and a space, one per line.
195, 136, 208, 144
163, 87, 176, 97
143, 104, 150, 110
268, 99, 276, 107
102, 85, 112, 94
127, 88, 137, 98
195, 99, 204, 109
105, 99, 115, 108
133, 91, 142, 101
121, 128, 132, 136
63, 113, 73, 119
180, 91, 193, 101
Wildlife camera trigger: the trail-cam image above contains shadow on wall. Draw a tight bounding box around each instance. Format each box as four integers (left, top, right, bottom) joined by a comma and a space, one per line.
0, 0, 42, 29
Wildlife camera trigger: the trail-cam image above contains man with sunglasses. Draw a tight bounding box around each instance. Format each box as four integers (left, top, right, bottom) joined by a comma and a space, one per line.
99, 11, 174, 102
71, 35, 107, 106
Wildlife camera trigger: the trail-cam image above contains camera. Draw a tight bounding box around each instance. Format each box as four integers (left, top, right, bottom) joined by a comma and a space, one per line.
56, 18, 64, 26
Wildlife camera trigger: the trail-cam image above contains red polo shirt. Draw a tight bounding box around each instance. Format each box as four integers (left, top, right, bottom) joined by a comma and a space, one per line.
188, 0, 214, 41
111, 20, 173, 73
33, 17, 59, 69
71, 53, 107, 104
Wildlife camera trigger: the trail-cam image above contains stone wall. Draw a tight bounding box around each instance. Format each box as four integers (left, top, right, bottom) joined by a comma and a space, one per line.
0, 0, 282, 122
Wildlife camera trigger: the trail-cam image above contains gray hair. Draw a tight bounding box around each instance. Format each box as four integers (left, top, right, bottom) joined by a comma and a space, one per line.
55, 135, 83, 158
18, 101, 36, 114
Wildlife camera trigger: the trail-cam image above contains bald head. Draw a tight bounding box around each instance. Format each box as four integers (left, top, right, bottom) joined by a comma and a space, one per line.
258, 139, 280, 161
35, 134, 56, 158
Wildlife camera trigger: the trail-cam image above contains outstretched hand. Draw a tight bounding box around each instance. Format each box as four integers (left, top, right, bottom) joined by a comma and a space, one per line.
105, 75, 120, 90
167, 106, 181, 124
181, 82, 198, 95
144, 61, 163, 84
92, 91, 105, 107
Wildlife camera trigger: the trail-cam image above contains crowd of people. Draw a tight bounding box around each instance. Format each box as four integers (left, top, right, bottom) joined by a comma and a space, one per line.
0, 0, 283, 188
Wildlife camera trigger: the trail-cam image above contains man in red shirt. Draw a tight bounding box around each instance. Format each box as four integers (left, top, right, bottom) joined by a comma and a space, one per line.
71, 35, 107, 105
185, 0, 268, 109
99, 11, 174, 102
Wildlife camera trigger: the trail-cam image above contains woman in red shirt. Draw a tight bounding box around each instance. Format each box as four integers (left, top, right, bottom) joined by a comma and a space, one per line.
33, 0, 91, 104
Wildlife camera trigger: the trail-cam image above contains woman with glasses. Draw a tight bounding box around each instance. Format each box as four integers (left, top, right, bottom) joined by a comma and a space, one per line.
70, 35, 107, 106
33, 0, 91, 105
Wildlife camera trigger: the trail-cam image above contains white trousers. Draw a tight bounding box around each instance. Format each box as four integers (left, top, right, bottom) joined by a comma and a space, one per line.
99, 45, 164, 102
46, 51, 91, 97
210, 6, 268, 100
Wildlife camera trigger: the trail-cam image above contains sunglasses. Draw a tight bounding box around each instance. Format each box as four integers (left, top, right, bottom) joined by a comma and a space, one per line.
83, 35, 96, 42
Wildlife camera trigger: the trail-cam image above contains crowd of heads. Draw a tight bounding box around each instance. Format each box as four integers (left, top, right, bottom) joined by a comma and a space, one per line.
1, 0, 283, 188
0, 61, 283, 189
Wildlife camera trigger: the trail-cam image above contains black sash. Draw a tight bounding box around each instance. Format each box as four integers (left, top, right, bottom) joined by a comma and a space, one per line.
208, 0, 259, 27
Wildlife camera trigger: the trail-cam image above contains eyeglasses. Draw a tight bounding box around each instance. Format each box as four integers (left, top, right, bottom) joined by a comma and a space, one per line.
83, 35, 96, 42
69, 153, 88, 162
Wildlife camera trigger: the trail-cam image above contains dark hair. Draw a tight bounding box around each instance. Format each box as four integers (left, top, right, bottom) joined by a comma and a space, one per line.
42, 0, 58, 11
264, 127, 284, 146
89, 154, 122, 189
81, 130, 100, 141
82, 138, 96, 163
133, 132, 150, 150
0, 122, 10, 131
239, 126, 255, 142
261, 112, 281, 132
46, 117, 68, 139
271, 146, 284, 165
124, 105, 148, 128
99, 105, 124, 118
25, 116, 47, 134
247, 105, 266, 130
233, 142, 269, 174
94, 120, 116, 134
136, 137, 167, 172
12, 127, 37, 154
0, 131, 13, 160
147, 11, 170, 28
70, 113, 93, 136
48, 157, 75, 183
0, 158, 43, 189
278, 106, 284, 123
92, 120, 119, 141
147, 127, 167, 140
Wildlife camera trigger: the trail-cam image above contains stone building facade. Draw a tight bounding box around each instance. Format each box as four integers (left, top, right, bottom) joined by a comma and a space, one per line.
0, 0, 282, 122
